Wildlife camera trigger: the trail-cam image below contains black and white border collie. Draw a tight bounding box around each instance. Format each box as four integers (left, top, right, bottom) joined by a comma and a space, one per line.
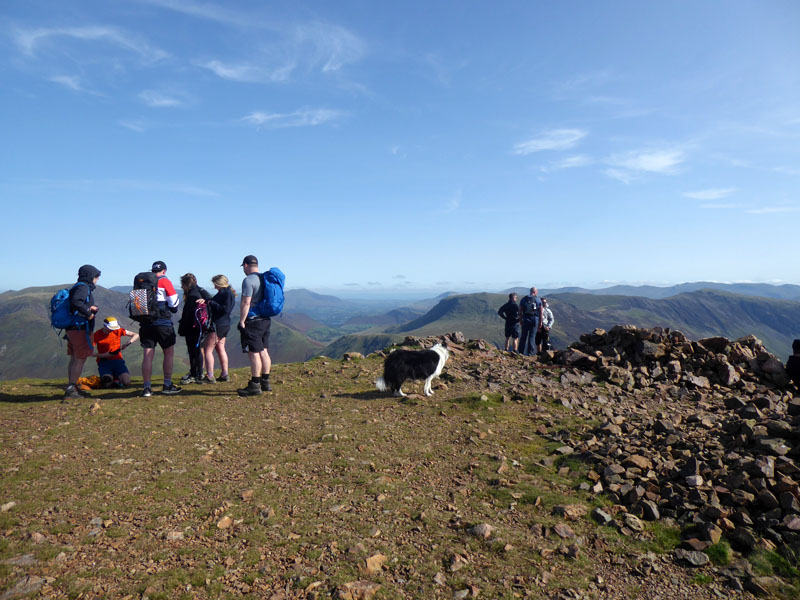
375, 343, 449, 397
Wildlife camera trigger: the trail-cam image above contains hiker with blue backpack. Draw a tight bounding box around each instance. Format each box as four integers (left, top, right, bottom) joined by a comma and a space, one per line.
61, 265, 101, 401
177, 273, 212, 385
237, 255, 285, 396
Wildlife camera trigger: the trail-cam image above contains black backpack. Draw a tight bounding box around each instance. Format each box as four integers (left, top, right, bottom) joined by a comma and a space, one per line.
129, 272, 160, 323
520, 296, 537, 316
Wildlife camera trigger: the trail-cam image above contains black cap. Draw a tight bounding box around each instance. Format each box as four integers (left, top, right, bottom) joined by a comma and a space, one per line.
241, 255, 258, 266
151, 260, 167, 272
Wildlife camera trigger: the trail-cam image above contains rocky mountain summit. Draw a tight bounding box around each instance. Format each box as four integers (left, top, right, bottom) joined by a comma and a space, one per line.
526, 326, 799, 596
2, 326, 799, 598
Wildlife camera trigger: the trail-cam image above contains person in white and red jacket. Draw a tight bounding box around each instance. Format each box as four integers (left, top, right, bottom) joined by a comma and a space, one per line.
139, 260, 181, 398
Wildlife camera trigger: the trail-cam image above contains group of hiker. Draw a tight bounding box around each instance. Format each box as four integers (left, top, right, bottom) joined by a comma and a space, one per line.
497, 287, 554, 356
58, 255, 281, 402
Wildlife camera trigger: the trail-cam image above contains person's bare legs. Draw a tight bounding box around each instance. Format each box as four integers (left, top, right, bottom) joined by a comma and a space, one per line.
249, 352, 262, 378
68, 356, 87, 384
202, 333, 217, 377
163, 345, 174, 381
142, 348, 155, 385
216, 337, 229, 377
259, 349, 271, 376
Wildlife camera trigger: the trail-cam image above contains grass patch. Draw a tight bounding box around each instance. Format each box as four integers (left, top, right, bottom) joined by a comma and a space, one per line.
749, 549, 800, 579
641, 522, 681, 554
691, 573, 713, 585
706, 541, 731, 566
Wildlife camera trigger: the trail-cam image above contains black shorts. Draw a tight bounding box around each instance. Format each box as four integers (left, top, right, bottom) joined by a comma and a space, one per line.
504, 323, 520, 338
214, 326, 230, 340
241, 318, 271, 353
140, 324, 177, 349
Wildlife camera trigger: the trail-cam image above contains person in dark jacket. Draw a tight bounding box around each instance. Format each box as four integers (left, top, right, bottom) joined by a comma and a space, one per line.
497, 292, 520, 352
177, 273, 211, 384
787, 339, 800, 388
197, 274, 236, 383
64, 264, 101, 401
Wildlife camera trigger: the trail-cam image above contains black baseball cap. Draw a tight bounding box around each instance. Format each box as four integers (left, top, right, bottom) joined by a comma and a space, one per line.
241, 255, 258, 266
151, 260, 167, 272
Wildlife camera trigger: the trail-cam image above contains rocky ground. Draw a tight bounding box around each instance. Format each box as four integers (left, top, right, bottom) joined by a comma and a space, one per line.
1, 329, 798, 599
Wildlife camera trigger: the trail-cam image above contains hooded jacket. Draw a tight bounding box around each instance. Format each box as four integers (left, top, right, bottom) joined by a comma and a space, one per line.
178, 284, 211, 337
67, 264, 100, 331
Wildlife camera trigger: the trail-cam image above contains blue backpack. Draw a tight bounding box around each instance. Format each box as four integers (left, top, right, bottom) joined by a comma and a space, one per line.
249, 268, 285, 318
50, 282, 90, 331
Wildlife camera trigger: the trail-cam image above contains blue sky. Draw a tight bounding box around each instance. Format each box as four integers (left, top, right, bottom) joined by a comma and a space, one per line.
2, 1, 799, 296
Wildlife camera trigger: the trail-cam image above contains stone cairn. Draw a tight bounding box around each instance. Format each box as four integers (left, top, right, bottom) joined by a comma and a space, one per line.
542, 326, 800, 591
542, 324, 790, 392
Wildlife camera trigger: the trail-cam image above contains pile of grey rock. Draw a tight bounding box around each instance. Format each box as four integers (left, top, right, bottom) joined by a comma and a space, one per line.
542, 325, 791, 392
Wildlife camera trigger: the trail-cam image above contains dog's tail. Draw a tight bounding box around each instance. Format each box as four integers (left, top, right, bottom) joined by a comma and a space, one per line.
375, 377, 388, 392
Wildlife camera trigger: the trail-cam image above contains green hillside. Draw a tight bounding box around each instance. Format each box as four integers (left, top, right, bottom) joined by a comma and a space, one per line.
320, 289, 800, 360
318, 333, 404, 358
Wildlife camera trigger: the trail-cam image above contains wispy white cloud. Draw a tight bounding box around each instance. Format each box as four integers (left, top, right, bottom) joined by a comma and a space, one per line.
201, 59, 295, 83
684, 187, 736, 200
118, 119, 148, 132
513, 129, 587, 155
138, 90, 183, 107
136, 0, 251, 27
745, 205, 799, 215
13, 26, 167, 63
294, 22, 365, 73
609, 149, 684, 173
541, 154, 593, 172
774, 166, 800, 176
48, 75, 101, 95
603, 168, 635, 184
242, 109, 345, 129
699, 203, 743, 209
556, 69, 617, 93
200, 22, 364, 84
604, 149, 685, 183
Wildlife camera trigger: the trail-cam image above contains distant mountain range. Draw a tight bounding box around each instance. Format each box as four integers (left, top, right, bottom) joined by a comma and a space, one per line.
2, 282, 798, 381
506, 281, 800, 302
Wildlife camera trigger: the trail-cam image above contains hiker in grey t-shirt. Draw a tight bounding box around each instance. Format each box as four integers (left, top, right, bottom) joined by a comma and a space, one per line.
237, 255, 272, 396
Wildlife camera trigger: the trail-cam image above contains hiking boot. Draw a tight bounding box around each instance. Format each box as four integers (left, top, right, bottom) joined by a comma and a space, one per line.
77, 388, 92, 398
201, 375, 216, 384
63, 385, 81, 403
237, 381, 263, 396
141, 387, 152, 398
261, 379, 272, 392
161, 384, 182, 395
218, 375, 229, 382
179, 374, 195, 384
